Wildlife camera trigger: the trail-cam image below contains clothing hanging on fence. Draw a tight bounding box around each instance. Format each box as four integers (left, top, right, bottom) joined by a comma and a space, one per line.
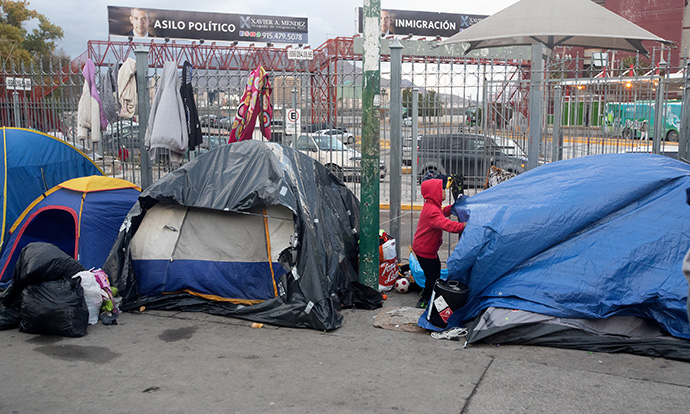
77, 59, 106, 142
117, 58, 137, 119
180, 61, 202, 151
145, 61, 188, 165
99, 65, 119, 125
228, 65, 273, 143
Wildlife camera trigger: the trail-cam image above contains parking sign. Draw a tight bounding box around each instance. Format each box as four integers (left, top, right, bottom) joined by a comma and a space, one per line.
286, 108, 301, 133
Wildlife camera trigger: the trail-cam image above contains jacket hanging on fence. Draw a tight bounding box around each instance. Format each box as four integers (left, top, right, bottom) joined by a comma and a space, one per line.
99, 65, 119, 125
117, 58, 137, 119
180, 61, 202, 151
228, 65, 273, 143
145, 61, 188, 165
77, 59, 106, 142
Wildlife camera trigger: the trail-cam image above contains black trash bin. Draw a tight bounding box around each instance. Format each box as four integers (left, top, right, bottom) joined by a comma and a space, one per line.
426, 279, 469, 329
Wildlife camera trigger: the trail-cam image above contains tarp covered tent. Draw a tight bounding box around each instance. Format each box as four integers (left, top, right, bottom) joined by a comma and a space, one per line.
419, 153, 690, 360
0, 176, 141, 288
103, 140, 360, 330
0, 127, 104, 246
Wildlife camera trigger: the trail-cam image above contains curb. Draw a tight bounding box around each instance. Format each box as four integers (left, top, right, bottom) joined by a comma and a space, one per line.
379, 203, 423, 211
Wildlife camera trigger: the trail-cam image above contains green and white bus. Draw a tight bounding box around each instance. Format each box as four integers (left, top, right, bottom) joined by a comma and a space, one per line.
602, 100, 681, 141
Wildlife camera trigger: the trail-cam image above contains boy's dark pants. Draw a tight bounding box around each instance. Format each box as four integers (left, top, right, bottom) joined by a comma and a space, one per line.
418, 255, 441, 302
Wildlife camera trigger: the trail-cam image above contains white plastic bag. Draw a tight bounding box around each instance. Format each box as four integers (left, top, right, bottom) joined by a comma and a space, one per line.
73, 271, 103, 325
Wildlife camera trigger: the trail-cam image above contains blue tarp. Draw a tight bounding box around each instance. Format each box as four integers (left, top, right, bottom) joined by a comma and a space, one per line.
419, 153, 690, 339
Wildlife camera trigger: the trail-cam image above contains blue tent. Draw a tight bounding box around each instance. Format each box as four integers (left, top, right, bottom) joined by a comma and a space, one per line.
0, 127, 103, 246
419, 153, 690, 354
0, 176, 140, 288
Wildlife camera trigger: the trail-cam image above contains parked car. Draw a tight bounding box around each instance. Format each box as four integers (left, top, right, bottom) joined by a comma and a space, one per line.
199, 135, 225, 151
417, 133, 527, 187
295, 134, 386, 181
218, 117, 232, 130
302, 122, 333, 133
200, 114, 219, 128
313, 128, 355, 145
402, 117, 413, 127
105, 120, 139, 134
402, 133, 422, 166
101, 126, 140, 151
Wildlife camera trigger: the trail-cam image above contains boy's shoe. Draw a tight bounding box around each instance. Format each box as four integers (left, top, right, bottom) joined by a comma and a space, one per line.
430, 327, 468, 341
415, 298, 428, 309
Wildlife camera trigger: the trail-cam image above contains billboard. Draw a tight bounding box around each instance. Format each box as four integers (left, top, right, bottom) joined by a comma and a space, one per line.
108, 6, 308, 44
357, 8, 487, 38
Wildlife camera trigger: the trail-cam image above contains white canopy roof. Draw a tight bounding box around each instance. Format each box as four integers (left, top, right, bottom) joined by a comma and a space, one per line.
442, 0, 672, 55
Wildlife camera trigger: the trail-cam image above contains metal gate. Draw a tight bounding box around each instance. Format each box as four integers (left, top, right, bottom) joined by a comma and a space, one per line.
1, 40, 687, 245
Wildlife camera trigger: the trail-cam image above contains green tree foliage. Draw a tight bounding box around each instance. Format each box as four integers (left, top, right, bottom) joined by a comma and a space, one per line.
0, 0, 64, 66
403, 87, 440, 117
423, 89, 439, 117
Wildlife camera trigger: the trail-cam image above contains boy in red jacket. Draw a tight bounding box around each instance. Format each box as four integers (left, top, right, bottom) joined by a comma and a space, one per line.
412, 178, 466, 308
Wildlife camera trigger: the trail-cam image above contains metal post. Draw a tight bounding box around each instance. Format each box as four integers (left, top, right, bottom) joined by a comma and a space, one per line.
389, 39, 403, 259
291, 88, 298, 149
653, 59, 668, 155
411, 88, 419, 203
679, 62, 690, 163
135, 48, 153, 189
528, 44, 544, 170
552, 86, 563, 162
359, 0, 381, 289
12, 90, 20, 128
482, 69, 489, 133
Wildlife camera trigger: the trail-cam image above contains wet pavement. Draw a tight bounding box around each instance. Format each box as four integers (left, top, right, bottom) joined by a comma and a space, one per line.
1, 209, 689, 413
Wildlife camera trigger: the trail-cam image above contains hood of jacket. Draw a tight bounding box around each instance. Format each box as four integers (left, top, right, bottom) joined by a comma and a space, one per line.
421, 178, 443, 207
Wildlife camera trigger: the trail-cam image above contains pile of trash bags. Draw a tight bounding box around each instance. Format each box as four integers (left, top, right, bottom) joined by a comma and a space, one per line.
0, 243, 120, 337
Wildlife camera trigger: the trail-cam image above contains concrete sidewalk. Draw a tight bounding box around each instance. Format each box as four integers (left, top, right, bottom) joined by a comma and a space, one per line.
2, 212, 690, 413
1, 289, 690, 414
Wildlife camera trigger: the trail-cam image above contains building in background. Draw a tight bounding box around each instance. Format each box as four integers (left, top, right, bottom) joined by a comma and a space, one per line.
594, 0, 686, 67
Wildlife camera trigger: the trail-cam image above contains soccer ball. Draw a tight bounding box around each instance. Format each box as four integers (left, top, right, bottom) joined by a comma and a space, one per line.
394, 277, 410, 293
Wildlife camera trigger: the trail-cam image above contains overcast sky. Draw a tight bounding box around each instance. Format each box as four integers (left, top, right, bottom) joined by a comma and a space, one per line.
27, 0, 520, 58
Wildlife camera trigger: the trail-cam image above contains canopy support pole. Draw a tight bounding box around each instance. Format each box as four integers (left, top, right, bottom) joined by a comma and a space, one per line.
528, 44, 544, 170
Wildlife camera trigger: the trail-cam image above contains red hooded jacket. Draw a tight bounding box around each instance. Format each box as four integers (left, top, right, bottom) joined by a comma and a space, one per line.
412, 179, 466, 259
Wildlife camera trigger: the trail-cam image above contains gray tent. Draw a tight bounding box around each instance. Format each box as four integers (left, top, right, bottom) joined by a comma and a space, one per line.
441, 0, 673, 54
465, 307, 690, 361
104, 140, 364, 331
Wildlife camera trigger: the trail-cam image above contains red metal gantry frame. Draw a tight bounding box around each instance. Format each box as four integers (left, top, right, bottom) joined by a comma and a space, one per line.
27, 37, 530, 127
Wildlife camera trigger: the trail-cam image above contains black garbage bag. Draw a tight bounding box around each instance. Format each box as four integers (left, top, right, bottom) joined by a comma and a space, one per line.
340, 281, 383, 310
2, 242, 86, 307
0, 299, 20, 330
19, 277, 88, 337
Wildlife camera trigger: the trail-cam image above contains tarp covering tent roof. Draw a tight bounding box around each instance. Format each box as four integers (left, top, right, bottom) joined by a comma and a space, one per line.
0, 127, 104, 246
441, 0, 673, 55
0, 176, 141, 288
103, 140, 361, 330
419, 153, 690, 360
